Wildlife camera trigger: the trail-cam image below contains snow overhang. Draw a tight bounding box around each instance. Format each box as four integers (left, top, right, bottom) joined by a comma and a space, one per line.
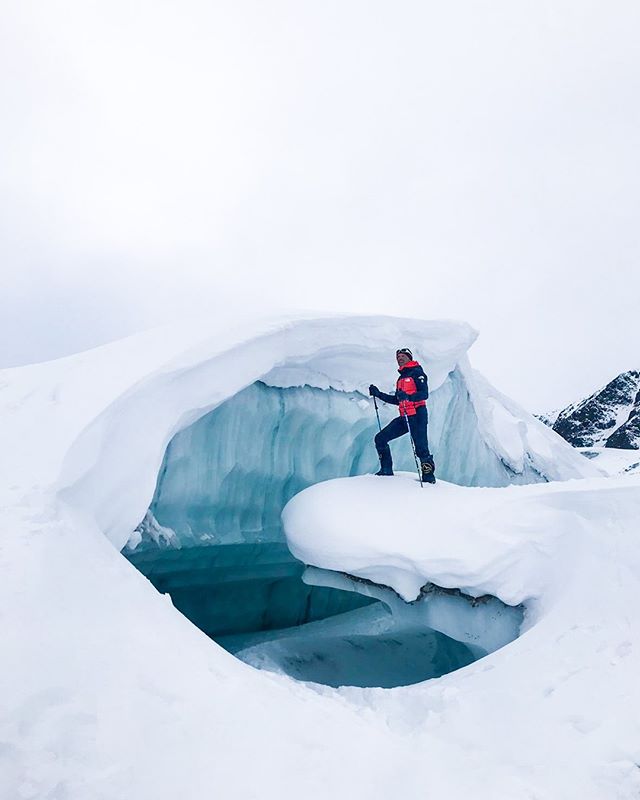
46, 315, 476, 548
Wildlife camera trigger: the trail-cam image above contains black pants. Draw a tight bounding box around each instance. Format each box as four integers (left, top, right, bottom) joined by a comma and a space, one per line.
375, 406, 433, 471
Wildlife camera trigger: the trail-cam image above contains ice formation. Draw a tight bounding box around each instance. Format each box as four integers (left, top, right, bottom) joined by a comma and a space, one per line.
119, 316, 561, 689
127, 542, 375, 638
137, 375, 544, 549
114, 316, 594, 693
128, 335, 596, 552
4, 313, 637, 800
229, 566, 523, 687
44, 314, 596, 553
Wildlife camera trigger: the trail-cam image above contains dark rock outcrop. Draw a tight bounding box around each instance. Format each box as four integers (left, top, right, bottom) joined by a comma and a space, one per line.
606, 389, 640, 448
550, 371, 640, 449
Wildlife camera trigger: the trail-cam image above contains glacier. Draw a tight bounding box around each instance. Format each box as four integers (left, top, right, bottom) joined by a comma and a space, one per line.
117, 320, 590, 688
4, 313, 639, 800
131, 356, 596, 551
47, 314, 595, 552
125, 375, 533, 686
134, 377, 545, 550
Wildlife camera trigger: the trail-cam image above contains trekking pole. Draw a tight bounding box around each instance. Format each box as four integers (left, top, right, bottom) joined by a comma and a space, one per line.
405, 411, 424, 488
373, 395, 382, 432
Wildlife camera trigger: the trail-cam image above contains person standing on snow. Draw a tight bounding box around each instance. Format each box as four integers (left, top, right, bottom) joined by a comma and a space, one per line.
369, 348, 436, 483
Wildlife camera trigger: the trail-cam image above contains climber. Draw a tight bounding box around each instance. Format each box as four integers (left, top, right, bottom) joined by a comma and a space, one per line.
369, 348, 436, 483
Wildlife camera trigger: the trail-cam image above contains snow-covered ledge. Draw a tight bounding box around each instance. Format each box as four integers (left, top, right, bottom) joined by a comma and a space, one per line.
283, 475, 570, 605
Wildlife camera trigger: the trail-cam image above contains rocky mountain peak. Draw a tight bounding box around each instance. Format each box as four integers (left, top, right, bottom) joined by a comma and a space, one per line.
550, 370, 640, 449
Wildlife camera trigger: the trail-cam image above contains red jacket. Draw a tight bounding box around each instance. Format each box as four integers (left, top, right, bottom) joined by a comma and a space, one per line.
376, 361, 429, 416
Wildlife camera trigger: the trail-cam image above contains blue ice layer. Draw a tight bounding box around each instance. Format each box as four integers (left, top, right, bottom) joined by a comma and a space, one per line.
127, 543, 375, 637
223, 569, 524, 688
126, 543, 522, 689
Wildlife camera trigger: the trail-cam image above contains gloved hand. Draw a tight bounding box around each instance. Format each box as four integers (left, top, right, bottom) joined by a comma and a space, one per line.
369, 384, 380, 398
396, 389, 409, 401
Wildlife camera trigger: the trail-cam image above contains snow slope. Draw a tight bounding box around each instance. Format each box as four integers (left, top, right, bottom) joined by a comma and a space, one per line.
580, 447, 640, 476
3, 313, 634, 800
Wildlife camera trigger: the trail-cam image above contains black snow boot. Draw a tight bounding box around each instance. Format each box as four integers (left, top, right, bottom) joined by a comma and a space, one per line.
421, 460, 436, 484
376, 450, 394, 476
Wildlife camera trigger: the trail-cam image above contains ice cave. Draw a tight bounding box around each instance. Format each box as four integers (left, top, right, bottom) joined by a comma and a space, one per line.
9, 314, 633, 799
125, 377, 542, 687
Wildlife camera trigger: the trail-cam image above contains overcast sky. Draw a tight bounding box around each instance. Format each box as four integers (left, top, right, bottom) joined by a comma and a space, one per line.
1, 0, 638, 410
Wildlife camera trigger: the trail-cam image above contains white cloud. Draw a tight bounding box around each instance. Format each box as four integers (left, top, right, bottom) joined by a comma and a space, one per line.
1, 0, 639, 408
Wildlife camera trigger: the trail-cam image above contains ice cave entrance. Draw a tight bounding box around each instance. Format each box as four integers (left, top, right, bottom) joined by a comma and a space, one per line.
125, 381, 525, 688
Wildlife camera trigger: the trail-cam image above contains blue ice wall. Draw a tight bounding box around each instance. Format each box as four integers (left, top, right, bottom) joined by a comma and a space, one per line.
136, 374, 544, 550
